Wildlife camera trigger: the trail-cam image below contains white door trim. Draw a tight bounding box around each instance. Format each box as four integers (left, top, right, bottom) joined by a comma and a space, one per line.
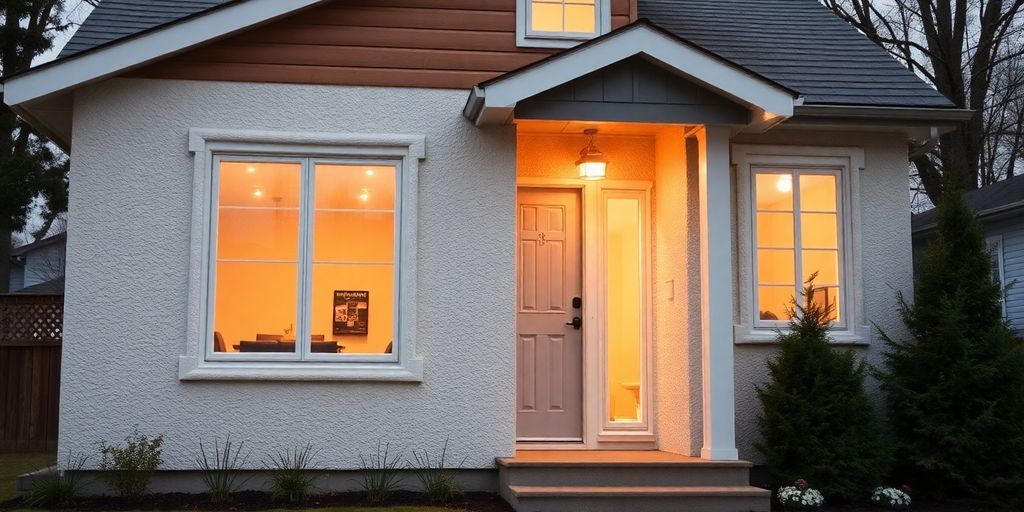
516, 177, 655, 449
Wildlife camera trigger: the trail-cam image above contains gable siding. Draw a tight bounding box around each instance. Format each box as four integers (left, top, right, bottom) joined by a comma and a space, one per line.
127, 0, 635, 89
516, 57, 749, 124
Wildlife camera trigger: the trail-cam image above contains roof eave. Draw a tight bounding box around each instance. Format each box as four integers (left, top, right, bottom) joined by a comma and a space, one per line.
3, 0, 331, 109
794, 104, 973, 123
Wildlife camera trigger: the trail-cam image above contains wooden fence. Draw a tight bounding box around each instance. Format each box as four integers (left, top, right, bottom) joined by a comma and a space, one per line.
0, 294, 62, 452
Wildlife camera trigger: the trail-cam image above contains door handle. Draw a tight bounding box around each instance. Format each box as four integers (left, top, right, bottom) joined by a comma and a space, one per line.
566, 316, 582, 330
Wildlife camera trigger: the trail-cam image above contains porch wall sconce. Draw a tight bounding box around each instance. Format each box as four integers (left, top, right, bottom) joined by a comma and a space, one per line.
576, 128, 608, 180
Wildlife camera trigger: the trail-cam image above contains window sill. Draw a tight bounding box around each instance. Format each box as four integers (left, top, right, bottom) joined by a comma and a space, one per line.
733, 324, 871, 346
178, 356, 424, 382
517, 35, 596, 49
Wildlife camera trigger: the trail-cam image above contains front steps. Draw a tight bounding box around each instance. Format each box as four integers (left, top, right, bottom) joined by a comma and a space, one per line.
498, 451, 771, 512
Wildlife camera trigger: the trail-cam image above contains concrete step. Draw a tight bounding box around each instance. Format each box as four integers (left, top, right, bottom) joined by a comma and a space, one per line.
506, 484, 772, 512
497, 458, 753, 487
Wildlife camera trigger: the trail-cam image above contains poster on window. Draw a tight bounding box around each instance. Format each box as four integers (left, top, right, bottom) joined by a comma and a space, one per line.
333, 290, 369, 335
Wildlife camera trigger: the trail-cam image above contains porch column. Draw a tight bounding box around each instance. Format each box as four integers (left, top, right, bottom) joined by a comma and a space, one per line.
695, 126, 739, 461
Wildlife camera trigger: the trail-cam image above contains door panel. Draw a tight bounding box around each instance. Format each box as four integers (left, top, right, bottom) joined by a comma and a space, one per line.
516, 188, 583, 441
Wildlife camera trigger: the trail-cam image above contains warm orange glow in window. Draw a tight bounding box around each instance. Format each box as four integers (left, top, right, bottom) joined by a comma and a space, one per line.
606, 197, 642, 423
531, 0, 597, 34
211, 161, 397, 356
754, 171, 841, 323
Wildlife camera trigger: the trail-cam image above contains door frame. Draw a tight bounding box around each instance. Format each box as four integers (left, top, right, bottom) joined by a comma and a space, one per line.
516, 177, 655, 450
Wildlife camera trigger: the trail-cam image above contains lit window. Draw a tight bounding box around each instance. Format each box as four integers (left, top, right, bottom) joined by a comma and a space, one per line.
210, 158, 398, 360
753, 170, 843, 324
518, 0, 608, 48
532, 0, 597, 34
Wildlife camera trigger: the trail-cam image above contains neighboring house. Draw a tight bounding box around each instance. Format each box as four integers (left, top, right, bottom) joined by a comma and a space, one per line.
3, 1, 969, 510
9, 232, 66, 294
912, 176, 1024, 332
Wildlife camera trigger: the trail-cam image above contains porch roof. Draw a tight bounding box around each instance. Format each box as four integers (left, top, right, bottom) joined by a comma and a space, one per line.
463, 22, 797, 131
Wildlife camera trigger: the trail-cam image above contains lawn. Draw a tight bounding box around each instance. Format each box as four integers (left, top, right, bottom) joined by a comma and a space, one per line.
0, 452, 55, 502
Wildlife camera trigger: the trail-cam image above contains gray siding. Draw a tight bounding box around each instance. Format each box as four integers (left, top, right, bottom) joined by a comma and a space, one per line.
987, 217, 1024, 332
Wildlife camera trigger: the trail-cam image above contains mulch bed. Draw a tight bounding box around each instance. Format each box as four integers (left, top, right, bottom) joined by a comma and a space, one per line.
0, 491, 513, 511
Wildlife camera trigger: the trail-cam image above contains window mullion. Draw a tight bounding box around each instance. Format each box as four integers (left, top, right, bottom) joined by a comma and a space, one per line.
298, 157, 315, 360
792, 170, 803, 308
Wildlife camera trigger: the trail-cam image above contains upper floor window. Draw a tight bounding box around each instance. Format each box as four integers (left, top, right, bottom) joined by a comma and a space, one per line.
518, 0, 610, 48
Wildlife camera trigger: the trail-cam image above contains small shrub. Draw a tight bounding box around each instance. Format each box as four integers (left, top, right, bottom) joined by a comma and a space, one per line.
410, 437, 466, 504
755, 277, 890, 502
25, 453, 88, 508
871, 485, 912, 510
98, 427, 164, 497
777, 479, 824, 510
265, 443, 320, 503
194, 435, 252, 502
359, 440, 404, 503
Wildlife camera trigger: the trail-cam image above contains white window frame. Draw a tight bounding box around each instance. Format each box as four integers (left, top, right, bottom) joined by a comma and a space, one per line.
733, 144, 869, 345
179, 128, 424, 381
751, 167, 846, 330
987, 235, 1006, 317
516, 0, 611, 49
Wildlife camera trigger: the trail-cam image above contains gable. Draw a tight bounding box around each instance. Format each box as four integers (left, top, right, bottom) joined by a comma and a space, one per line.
516, 57, 749, 124
126, 0, 636, 90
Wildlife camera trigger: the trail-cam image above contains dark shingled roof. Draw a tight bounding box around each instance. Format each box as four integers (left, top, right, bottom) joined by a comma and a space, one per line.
58, 0, 954, 108
639, 0, 953, 107
58, 0, 232, 58
912, 176, 1024, 233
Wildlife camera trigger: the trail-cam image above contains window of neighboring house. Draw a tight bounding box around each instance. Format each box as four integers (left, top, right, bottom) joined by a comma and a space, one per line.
518, 0, 610, 48
209, 157, 399, 362
753, 168, 845, 327
987, 235, 1006, 316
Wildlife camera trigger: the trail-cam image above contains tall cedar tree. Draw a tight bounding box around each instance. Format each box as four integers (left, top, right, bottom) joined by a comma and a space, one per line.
756, 278, 890, 503
1, 2, 72, 288
880, 184, 1024, 504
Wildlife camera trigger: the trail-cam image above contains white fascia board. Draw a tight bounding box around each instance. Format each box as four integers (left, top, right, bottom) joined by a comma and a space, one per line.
3, 0, 329, 106
477, 24, 796, 123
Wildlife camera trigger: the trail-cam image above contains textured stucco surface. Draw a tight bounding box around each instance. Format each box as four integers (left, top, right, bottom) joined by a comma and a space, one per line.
63, 78, 517, 470
729, 129, 914, 463
653, 128, 702, 456
516, 133, 655, 181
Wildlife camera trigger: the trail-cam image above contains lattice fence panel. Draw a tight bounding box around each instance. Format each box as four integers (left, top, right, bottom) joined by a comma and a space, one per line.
0, 295, 63, 346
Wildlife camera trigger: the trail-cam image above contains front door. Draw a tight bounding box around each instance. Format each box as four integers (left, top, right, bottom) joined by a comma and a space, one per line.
516, 188, 584, 442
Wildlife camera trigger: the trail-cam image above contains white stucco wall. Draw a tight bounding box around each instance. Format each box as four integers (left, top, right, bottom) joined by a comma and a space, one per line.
653, 128, 702, 456
63, 78, 517, 470
729, 129, 915, 463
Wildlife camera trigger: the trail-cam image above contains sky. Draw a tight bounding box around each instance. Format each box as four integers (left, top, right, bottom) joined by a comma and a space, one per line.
36, 1, 96, 64
16, 1, 96, 244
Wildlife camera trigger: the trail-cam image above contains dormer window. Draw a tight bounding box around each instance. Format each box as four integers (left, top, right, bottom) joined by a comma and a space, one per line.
518, 0, 610, 48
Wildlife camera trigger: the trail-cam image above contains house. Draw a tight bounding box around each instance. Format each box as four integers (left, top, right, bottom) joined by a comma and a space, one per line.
2, 0, 969, 510
9, 232, 66, 294
912, 176, 1024, 333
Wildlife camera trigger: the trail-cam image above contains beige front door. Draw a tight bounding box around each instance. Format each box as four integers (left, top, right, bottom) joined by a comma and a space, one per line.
516, 187, 584, 442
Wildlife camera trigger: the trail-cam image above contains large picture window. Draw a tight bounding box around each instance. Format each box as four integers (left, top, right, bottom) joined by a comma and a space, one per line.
753, 168, 844, 326
209, 157, 399, 362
